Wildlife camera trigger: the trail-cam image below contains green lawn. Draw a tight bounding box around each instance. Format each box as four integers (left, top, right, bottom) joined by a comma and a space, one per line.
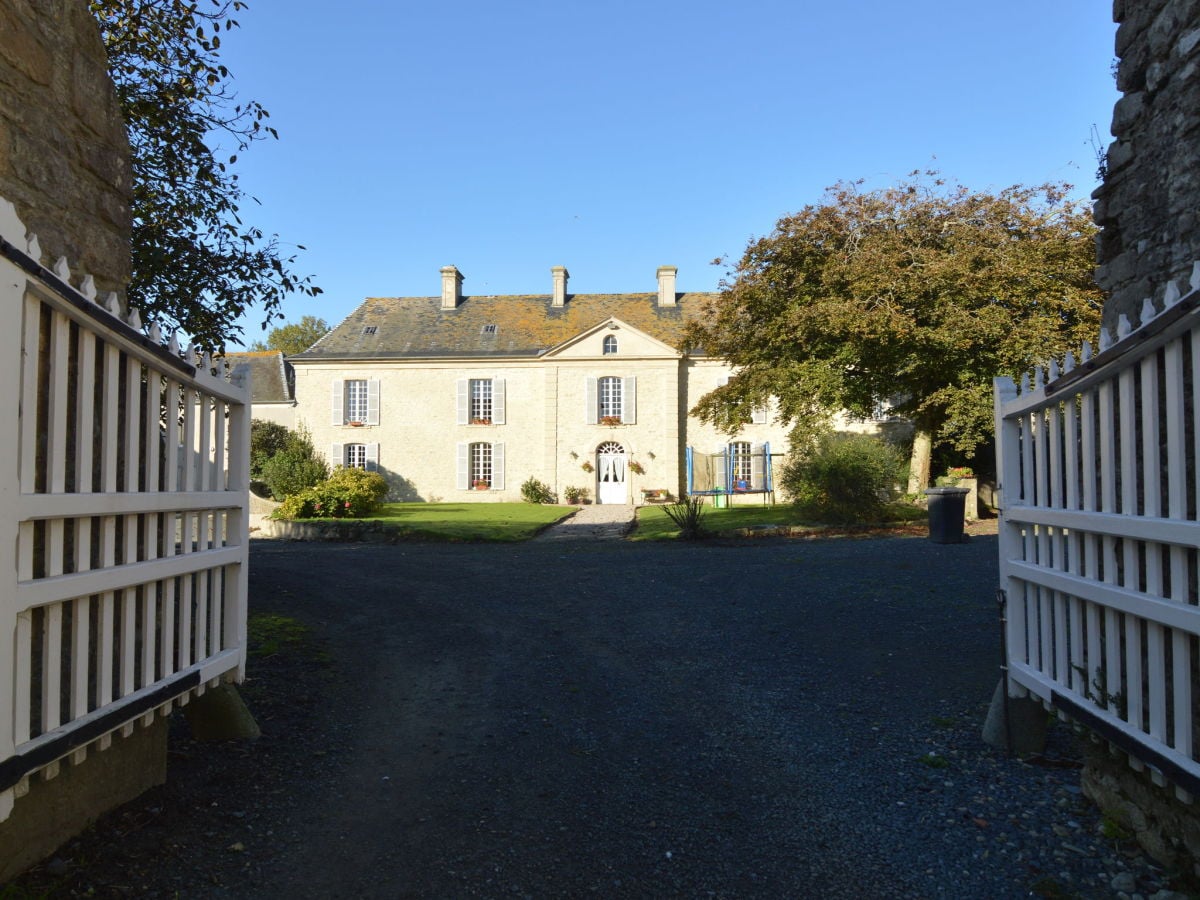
629, 501, 927, 541
356, 502, 576, 542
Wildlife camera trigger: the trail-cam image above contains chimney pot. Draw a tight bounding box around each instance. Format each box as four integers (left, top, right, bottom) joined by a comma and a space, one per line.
656, 265, 678, 307
551, 266, 569, 307
440, 265, 464, 309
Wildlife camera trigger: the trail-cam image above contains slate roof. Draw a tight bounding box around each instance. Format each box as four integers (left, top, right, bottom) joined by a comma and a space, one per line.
291, 292, 720, 360
219, 350, 295, 402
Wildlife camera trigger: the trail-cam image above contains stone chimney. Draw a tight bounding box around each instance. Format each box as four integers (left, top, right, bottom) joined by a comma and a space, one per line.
440, 265, 464, 309
656, 265, 678, 307
551, 265, 569, 307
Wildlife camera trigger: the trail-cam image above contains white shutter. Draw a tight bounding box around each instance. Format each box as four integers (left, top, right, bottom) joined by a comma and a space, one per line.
714, 446, 729, 489
457, 379, 469, 425
456, 442, 469, 490
622, 376, 636, 424
330, 443, 344, 468
366, 443, 379, 472
585, 376, 598, 424
366, 379, 380, 425
751, 403, 768, 425
492, 378, 506, 424
751, 442, 764, 489
492, 442, 505, 491
718, 374, 730, 388
331, 379, 344, 426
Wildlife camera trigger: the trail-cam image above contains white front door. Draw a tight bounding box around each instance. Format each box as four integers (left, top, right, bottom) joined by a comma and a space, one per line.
596, 442, 627, 505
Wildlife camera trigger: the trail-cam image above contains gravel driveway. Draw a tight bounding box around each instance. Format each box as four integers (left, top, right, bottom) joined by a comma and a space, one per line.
6, 535, 1177, 898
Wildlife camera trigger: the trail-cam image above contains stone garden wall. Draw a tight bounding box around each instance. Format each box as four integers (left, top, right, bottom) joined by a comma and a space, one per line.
0, 0, 130, 294
1093, 0, 1200, 331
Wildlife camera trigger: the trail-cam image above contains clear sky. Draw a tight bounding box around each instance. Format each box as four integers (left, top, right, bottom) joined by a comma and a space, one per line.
214, 1, 1120, 347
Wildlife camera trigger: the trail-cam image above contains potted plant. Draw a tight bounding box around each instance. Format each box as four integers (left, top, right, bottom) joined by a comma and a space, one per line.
629, 460, 645, 475
581, 461, 594, 473
473, 479, 490, 490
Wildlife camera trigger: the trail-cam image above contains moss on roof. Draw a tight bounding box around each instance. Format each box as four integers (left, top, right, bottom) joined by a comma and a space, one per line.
292, 292, 719, 360
218, 351, 294, 402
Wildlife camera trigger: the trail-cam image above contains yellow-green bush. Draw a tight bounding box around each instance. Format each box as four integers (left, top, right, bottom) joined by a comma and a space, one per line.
273, 466, 390, 519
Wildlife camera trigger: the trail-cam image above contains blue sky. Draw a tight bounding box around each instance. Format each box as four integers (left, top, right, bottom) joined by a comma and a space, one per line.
216, 1, 1119, 346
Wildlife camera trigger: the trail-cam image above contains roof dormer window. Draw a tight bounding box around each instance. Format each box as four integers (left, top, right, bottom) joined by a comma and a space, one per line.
362, 326, 377, 335
481, 324, 498, 335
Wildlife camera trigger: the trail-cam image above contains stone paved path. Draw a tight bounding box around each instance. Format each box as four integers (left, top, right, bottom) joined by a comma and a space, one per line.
533, 502, 637, 541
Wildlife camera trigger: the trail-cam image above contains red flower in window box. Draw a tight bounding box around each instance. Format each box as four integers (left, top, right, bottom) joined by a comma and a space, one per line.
473, 480, 490, 490
470, 417, 492, 425
599, 415, 622, 426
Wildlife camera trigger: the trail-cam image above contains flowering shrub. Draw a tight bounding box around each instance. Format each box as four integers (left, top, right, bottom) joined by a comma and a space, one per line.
274, 466, 389, 519
946, 466, 974, 479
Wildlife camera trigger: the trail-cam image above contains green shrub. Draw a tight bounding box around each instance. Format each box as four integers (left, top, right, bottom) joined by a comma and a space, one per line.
662, 494, 708, 539
273, 466, 390, 519
250, 419, 291, 480
781, 432, 905, 525
260, 425, 328, 500
520, 476, 556, 504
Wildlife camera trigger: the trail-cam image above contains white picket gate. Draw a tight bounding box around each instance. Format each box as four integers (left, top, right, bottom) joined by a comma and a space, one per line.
994, 263, 1200, 799
0, 199, 250, 822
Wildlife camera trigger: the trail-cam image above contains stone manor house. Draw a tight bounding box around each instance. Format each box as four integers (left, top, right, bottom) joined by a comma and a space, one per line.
273, 265, 795, 504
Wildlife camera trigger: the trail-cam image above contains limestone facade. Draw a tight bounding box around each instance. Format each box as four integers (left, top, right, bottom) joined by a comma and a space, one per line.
1093, 0, 1200, 330
0, 0, 130, 294
292, 297, 789, 504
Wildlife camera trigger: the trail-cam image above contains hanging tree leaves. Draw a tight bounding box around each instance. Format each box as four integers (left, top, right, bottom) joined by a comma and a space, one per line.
90, 0, 320, 351
681, 172, 1104, 491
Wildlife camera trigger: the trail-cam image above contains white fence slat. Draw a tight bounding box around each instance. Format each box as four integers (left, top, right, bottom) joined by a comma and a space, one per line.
998, 290, 1200, 797
0, 222, 259, 820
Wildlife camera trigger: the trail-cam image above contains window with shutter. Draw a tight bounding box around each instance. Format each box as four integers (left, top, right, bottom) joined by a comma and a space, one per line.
365, 443, 379, 472
456, 379, 469, 425
330, 443, 344, 467
456, 442, 469, 490
491, 442, 505, 491
584, 376, 598, 424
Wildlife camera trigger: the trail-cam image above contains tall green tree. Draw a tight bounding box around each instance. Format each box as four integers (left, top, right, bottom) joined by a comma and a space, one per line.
91, 0, 320, 351
682, 173, 1103, 491
248, 315, 329, 356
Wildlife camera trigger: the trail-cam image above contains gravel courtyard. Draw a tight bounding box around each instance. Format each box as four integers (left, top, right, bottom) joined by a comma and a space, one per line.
6, 534, 1179, 898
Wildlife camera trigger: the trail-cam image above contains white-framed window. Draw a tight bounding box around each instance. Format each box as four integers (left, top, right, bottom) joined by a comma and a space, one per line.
346, 379, 368, 422
585, 375, 636, 425
471, 379, 492, 422
330, 442, 379, 471
457, 377, 506, 425
456, 441, 505, 490
730, 441, 752, 486
599, 376, 622, 419
603, 335, 618, 355
331, 378, 380, 426
471, 443, 492, 487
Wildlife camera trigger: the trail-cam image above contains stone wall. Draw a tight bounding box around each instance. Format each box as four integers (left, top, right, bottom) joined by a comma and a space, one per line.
1093, 0, 1200, 331
1087, 0, 1200, 878
0, 0, 130, 294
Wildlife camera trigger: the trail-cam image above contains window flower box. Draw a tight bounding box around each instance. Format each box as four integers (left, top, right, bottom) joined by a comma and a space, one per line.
347, 421, 364, 427
473, 480, 490, 490
470, 417, 492, 425
599, 415, 622, 426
